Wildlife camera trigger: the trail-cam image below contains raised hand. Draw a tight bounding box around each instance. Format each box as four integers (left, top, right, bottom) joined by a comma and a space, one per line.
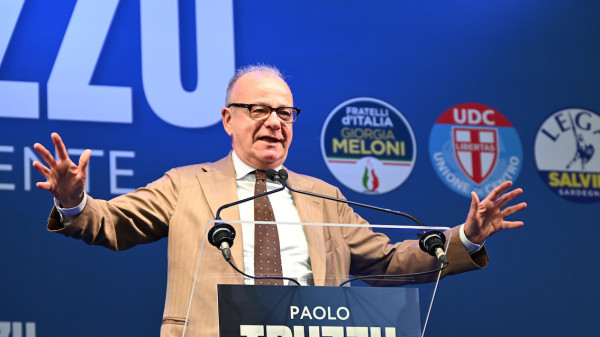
463, 181, 527, 244
32, 132, 91, 208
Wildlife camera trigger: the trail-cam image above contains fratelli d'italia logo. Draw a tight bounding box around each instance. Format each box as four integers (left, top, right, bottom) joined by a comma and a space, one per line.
429, 103, 523, 198
534, 108, 600, 203
320, 97, 416, 194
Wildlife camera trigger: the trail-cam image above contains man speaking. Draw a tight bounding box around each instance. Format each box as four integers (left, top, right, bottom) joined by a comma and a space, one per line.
32, 65, 527, 336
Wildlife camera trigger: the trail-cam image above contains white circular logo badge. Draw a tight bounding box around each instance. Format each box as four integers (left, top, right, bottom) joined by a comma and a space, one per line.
534, 108, 600, 203
320, 97, 416, 194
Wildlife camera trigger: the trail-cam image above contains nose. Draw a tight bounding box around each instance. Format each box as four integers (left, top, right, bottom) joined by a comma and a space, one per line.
263, 111, 282, 129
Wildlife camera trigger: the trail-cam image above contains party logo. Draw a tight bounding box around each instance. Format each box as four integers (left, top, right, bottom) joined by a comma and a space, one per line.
534, 108, 600, 203
453, 127, 498, 184
320, 97, 416, 194
429, 103, 523, 198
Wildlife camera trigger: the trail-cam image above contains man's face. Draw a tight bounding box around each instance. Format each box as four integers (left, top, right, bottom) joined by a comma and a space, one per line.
222, 71, 294, 170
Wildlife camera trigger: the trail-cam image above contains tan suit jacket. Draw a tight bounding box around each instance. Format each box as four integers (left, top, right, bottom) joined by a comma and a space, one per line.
47, 154, 488, 337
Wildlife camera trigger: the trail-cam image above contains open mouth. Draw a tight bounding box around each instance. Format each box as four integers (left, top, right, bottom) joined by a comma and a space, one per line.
258, 136, 282, 143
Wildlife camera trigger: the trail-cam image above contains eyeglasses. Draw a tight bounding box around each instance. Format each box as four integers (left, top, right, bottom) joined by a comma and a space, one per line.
227, 103, 301, 124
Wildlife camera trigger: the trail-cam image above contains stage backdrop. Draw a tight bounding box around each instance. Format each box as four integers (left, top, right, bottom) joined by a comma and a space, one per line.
1, 1, 599, 336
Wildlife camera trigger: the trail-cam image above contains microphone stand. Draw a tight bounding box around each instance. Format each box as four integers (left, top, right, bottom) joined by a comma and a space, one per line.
209, 175, 301, 286
282, 181, 425, 226
214, 185, 285, 221
266, 169, 449, 287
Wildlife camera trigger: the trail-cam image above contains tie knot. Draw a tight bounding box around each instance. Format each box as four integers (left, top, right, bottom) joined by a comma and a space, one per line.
255, 170, 267, 181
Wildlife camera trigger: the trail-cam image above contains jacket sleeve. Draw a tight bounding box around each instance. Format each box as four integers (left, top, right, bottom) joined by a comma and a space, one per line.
333, 187, 488, 283
46, 168, 181, 251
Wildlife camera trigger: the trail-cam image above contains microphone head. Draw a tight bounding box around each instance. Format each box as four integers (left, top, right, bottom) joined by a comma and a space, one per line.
418, 230, 446, 256
277, 169, 288, 182
265, 168, 279, 181
208, 222, 236, 248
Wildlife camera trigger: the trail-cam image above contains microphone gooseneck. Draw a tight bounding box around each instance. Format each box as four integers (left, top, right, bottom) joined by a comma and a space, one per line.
271, 168, 449, 287
214, 175, 285, 221
275, 168, 424, 226
209, 169, 300, 286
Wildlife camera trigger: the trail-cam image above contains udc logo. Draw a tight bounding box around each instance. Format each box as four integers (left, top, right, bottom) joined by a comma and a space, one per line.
429, 103, 523, 198
320, 97, 416, 194
534, 108, 600, 203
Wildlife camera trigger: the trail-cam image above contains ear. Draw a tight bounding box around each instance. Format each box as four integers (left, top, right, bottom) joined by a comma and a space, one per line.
222, 107, 233, 136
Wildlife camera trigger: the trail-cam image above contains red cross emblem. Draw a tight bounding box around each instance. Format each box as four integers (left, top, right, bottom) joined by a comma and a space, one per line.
453, 127, 498, 184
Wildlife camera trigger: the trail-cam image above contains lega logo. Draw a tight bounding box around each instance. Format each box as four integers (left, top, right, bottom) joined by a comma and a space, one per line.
534, 108, 600, 203
320, 97, 416, 194
429, 103, 523, 198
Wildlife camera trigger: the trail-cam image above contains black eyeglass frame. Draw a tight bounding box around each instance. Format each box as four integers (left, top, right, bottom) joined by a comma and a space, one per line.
227, 103, 301, 124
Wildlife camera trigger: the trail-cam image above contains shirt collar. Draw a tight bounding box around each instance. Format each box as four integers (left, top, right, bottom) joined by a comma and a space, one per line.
231, 150, 283, 180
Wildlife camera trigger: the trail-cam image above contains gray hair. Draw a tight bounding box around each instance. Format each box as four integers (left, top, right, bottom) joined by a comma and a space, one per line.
225, 64, 286, 105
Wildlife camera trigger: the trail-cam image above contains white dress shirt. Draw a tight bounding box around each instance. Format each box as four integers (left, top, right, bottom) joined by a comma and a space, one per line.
231, 152, 312, 285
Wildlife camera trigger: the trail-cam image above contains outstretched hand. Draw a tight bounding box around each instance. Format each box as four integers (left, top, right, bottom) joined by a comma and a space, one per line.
463, 181, 527, 244
32, 132, 91, 208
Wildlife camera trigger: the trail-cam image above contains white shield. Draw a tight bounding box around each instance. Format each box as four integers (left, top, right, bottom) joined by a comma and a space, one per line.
453, 127, 498, 184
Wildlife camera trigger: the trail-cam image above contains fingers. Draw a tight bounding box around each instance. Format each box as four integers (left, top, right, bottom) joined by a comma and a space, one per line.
32, 133, 92, 198
35, 181, 51, 191
34, 132, 81, 168
470, 191, 480, 209
33, 142, 56, 168
487, 181, 527, 210
32, 160, 51, 177
468, 191, 481, 220
51, 132, 70, 162
79, 149, 91, 172
495, 188, 524, 208
498, 201, 527, 232
500, 202, 528, 218
33, 132, 69, 166
488, 181, 513, 202
501, 220, 524, 230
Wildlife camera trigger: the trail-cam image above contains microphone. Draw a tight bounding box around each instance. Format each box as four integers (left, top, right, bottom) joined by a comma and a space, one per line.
208, 222, 236, 261
214, 174, 286, 221
269, 168, 449, 287
266, 168, 286, 184
208, 172, 285, 260
268, 168, 426, 226
418, 230, 449, 264
271, 168, 449, 261
207, 170, 301, 286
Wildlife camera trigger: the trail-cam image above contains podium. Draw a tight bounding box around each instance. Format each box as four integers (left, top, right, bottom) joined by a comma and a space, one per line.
181, 220, 451, 337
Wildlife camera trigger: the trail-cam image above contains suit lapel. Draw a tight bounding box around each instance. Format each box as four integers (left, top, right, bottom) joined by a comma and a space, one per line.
287, 170, 327, 286
196, 155, 245, 270
196, 160, 331, 282
288, 173, 323, 224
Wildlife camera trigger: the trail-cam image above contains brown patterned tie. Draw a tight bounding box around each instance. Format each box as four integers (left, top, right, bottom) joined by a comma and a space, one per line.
254, 170, 283, 285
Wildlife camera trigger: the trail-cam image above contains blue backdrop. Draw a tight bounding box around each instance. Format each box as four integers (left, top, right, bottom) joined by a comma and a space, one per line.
1, 1, 599, 336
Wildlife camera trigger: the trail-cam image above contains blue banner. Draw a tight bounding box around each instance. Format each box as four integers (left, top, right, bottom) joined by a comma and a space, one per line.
1, 1, 599, 336
217, 285, 420, 337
